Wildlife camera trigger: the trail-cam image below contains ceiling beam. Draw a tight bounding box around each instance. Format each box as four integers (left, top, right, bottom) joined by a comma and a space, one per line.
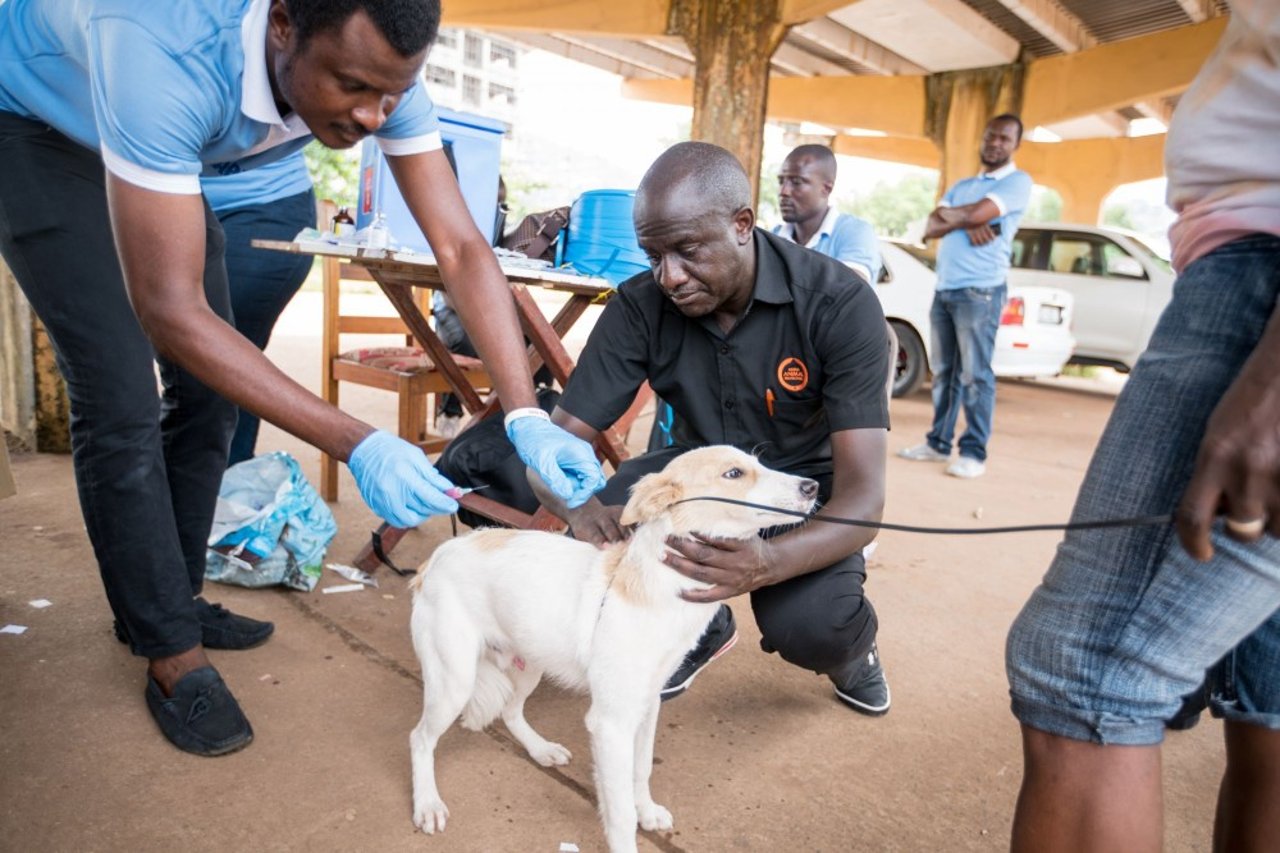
772, 41, 859, 77
503, 32, 668, 78
790, 18, 928, 75
442, 0, 669, 37
571, 35, 695, 77
779, 0, 866, 25
1174, 0, 1217, 23
624, 73, 929, 138
994, 0, 1096, 52
828, 0, 1020, 72
1023, 17, 1227, 127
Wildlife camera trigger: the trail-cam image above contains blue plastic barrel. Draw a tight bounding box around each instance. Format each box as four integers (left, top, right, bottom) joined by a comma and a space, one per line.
563, 190, 648, 286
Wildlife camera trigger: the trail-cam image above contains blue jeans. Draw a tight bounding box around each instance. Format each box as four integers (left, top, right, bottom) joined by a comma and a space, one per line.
0, 113, 234, 657
926, 284, 1005, 462
219, 189, 316, 466
1006, 235, 1280, 745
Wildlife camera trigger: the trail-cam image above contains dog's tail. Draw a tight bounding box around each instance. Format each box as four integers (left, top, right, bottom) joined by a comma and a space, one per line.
459, 656, 512, 731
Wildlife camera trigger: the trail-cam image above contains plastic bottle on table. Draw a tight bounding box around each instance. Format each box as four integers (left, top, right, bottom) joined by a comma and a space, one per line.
366, 211, 390, 251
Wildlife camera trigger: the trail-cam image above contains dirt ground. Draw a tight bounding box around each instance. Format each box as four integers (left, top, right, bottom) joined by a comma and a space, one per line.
0, 292, 1224, 852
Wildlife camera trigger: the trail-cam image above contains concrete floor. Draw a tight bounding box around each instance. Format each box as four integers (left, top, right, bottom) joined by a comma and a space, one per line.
0, 293, 1223, 852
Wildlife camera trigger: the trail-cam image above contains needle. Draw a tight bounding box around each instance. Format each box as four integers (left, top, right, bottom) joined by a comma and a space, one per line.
445, 484, 490, 499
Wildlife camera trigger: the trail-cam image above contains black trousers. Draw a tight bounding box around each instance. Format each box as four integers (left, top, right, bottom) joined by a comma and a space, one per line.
219, 188, 316, 466
0, 113, 236, 658
596, 447, 879, 675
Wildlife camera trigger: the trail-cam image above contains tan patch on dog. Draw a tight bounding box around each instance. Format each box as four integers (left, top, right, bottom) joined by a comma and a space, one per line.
600, 543, 650, 606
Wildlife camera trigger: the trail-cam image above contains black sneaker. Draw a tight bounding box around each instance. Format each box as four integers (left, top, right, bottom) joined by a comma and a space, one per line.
660, 605, 738, 701
145, 666, 254, 757
831, 644, 892, 717
114, 598, 275, 651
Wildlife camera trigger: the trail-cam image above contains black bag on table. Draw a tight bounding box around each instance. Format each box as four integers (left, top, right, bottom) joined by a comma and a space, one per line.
435, 388, 561, 530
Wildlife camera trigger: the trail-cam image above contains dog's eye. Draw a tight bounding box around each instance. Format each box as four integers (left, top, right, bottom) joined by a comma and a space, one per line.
723, 467, 743, 480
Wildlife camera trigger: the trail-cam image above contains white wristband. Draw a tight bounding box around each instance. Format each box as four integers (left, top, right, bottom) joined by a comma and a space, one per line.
503, 407, 551, 431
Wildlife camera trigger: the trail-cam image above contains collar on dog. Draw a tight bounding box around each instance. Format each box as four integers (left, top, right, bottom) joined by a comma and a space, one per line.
670, 497, 1172, 535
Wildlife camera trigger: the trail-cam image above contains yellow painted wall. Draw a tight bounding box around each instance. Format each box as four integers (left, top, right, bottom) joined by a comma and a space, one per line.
442, 0, 669, 36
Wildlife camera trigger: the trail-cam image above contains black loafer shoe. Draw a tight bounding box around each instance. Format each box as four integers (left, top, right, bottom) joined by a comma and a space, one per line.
115, 598, 274, 651
660, 604, 738, 701
145, 666, 253, 757
831, 645, 892, 717
193, 598, 274, 650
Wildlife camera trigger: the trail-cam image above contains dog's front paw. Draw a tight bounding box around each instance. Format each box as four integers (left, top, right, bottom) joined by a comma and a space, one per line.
528, 741, 572, 767
413, 797, 450, 834
637, 800, 673, 832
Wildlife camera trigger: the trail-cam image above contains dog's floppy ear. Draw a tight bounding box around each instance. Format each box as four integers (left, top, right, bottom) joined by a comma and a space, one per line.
619, 471, 682, 526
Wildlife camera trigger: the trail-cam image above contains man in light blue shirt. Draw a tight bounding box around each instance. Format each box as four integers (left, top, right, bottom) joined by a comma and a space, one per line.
773, 145, 881, 283
898, 114, 1032, 479
0, 0, 603, 757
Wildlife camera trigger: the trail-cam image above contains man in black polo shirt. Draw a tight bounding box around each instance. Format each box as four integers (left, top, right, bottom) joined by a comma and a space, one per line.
529, 141, 893, 715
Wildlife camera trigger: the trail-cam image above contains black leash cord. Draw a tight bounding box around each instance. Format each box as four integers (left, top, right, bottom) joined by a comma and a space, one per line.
671, 497, 1172, 535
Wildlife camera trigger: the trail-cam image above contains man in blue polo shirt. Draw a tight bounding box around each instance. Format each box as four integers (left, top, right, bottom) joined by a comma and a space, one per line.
0, 0, 603, 757
898, 114, 1032, 479
773, 144, 881, 284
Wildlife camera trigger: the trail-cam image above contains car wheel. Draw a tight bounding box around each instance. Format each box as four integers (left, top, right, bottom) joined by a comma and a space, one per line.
890, 321, 927, 398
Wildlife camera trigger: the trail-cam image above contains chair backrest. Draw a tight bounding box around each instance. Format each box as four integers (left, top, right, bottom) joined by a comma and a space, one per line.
318, 199, 432, 359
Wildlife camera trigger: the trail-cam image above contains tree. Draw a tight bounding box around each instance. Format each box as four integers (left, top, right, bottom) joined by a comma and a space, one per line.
841, 173, 938, 238
1026, 186, 1063, 223
304, 140, 360, 207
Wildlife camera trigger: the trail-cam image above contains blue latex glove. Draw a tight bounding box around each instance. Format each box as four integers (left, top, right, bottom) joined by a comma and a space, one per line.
347, 430, 458, 528
506, 416, 606, 509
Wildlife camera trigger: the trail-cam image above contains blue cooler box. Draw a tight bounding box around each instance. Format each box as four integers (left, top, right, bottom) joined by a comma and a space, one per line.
563, 189, 647, 286
357, 107, 505, 253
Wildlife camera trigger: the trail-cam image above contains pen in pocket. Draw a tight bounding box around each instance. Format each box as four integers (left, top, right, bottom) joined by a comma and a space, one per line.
765, 388, 775, 417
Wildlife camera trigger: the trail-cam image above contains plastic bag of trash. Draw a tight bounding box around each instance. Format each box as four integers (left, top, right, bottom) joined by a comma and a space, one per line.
205, 452, 337, 592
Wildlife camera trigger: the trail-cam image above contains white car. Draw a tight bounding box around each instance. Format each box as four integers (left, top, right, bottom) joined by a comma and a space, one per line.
875, 241, 1076, 397
1008, 223, 1174, 372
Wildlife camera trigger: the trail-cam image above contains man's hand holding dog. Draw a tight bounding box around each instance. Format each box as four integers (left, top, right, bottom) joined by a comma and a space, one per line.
566, 499, 628, 548
664, 535, 774, 602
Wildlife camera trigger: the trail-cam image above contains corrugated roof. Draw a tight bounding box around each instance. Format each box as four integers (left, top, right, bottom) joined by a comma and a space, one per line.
1059, 0, 1194, 42
960, 0, 1064, 57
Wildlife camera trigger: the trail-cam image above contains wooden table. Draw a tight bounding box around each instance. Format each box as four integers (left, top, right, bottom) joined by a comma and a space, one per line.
254, 238, 649, 569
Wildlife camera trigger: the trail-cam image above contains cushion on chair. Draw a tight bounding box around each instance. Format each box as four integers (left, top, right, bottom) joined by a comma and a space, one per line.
337, 346, 487, 374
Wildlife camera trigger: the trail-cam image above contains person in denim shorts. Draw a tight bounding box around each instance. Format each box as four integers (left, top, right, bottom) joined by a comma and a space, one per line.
1006, 4, 1280, 848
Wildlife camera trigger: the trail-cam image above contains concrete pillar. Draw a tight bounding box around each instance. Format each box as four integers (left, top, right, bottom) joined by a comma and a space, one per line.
32, 315, 71, 453
1, 258, 36, 449
669, 0, 789, 205
925, 65, 1024, 201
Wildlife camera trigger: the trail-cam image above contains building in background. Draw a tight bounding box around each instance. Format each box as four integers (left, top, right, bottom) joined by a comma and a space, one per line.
425, 28, 521, 132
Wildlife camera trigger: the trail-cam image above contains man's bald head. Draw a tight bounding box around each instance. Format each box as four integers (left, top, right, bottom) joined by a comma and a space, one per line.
784, 144, 837, 185
636, 141, 751, 219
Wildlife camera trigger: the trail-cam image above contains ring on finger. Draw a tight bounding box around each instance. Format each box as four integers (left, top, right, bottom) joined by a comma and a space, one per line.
1225, 516, 1267, 537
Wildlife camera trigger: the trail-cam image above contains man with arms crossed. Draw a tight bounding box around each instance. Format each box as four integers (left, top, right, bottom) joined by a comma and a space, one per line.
0, 0, 603, 756
898, 115, 1031, 479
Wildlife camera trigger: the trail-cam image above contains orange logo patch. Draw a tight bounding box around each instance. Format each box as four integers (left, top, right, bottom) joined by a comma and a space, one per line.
777, 357, 809, 392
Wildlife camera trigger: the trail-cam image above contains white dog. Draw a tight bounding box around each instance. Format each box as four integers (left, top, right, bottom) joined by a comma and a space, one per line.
409, 445, 819, 852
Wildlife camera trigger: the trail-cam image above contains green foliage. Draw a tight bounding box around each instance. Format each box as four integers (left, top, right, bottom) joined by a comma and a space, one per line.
304, 140, 360, 207
1102, 204, 1136, 230
839, 173, 938, 238
1026, 186, 1063, 223
757, 160, 782, 224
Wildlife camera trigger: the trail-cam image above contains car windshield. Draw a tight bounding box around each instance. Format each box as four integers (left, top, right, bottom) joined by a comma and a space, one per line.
891, 241, 936, 271
1123, 234, 1173, 274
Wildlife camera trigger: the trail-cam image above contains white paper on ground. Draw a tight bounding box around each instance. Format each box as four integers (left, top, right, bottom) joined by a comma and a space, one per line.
321, 583, 365, 595
2, 624, 29, 634
28, 599, 52, 609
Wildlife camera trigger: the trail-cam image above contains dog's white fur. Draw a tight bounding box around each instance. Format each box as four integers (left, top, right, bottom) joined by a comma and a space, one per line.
409, 446, 818, 852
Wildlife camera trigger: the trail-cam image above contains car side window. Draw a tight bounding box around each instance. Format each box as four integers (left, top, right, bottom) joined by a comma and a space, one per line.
1010, 230, 1046, 270
1048, 235, 1105, 277
1101, 240, 1148, 279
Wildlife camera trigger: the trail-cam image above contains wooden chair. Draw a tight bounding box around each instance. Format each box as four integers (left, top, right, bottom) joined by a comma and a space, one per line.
317, 200, 492, 501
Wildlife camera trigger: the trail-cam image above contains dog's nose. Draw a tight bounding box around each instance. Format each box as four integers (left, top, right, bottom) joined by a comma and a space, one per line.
799, 478, 818, 499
